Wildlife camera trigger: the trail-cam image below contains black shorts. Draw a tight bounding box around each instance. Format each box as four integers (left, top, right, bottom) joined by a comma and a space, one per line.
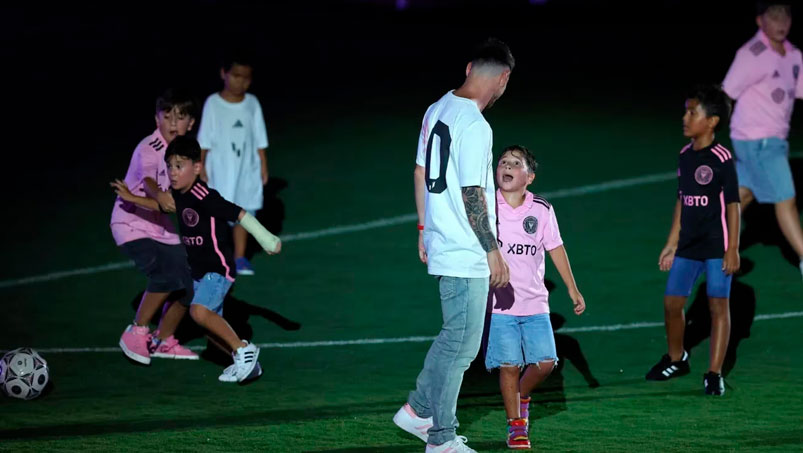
120, 239, 193, 306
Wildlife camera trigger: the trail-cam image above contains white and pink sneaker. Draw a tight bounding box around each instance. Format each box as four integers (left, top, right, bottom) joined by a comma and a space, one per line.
393, 403, 432, 443
119, 324, 152, 365
426, 436, 476, 453
150, 335, 199, 360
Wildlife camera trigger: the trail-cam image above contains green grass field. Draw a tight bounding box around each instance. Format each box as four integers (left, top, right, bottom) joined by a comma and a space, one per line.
1, 100, 802, 452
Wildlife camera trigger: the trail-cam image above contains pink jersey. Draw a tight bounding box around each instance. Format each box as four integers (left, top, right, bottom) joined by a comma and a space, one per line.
723, 30, 803, 141
110, 129, 180, 246
490, 190, 563, 316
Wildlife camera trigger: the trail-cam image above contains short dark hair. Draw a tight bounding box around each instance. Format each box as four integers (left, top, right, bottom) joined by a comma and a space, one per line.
155, 88, 197, 118
757, 1, 792, 16
165, 135, 202, 163
471, 38, 515, 71
686, 85, 732, 131
222, 52, 254, 72
501, 144, 538, 173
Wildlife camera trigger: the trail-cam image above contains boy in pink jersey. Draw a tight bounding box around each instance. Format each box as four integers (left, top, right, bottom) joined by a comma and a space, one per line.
722, 2, 803, 278
485, 145, 586, 450
110, 89, 199, 365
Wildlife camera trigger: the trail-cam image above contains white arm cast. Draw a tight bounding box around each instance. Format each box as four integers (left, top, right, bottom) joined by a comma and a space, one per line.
239, 213, 280, 253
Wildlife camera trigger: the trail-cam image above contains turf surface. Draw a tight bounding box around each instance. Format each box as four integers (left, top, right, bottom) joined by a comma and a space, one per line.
1, 101, 802, 452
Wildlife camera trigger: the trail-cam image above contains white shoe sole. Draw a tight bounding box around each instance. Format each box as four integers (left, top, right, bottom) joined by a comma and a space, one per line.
119, 338, 150, 365
237, 269, 255, 276
151, 352, 199, 360
392, 406, 429, 442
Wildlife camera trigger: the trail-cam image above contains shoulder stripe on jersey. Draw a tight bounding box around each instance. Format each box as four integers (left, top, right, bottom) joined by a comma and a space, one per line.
148, 138, 158, 146
195, 184, 209, 196
191, 186, 207, 200
154, 143, 164, 151
713, 144, 732, 160
710, 147, 727, 163
210, 218, 235, 282
533, 198, 550, 209
679, 143, 692, 154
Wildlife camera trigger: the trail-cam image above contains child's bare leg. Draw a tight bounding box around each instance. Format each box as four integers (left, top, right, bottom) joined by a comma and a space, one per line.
664, 295, 687, 361
707, 297, 730, 374
739, 187, 754, 214
519, 360, 555, 397
156, 301, 187, 340
134, 291, 170, 326
499, 366, 521, 419
233, 224, 248, 259
205, 333, 233, 355
775, 198, 803, 258
190, 304, 246, 351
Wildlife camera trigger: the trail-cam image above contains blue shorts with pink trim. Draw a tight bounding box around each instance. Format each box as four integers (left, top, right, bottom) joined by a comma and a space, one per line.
665, 256, 732, 299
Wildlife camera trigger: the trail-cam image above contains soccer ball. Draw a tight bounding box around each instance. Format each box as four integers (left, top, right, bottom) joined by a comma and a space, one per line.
0, 348, 49, 400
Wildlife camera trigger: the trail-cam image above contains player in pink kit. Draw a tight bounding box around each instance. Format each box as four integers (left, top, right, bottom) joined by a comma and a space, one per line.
111, 89, 199, 365
722, 2, 803, 278
486, 145, 586, 450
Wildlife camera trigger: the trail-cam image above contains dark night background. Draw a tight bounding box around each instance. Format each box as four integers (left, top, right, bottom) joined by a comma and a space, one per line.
1, 0, 801, 241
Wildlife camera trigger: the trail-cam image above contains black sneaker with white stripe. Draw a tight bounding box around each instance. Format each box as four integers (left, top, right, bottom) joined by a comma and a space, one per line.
645, 351, 690, 381
703, 372, 725, 396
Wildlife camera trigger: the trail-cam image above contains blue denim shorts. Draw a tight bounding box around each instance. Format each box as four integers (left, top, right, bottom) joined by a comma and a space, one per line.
191, 272, 233, 315
732, 137, 795, 203
485, 313, 558, 370
665, 256, 732, 299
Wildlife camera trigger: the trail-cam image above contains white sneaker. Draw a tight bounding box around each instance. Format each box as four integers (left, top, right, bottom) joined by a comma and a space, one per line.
218, 365, 237, 383
426, 436, 476, 453
232, 341, 260, 382
219, 361, 262, 383
393, 403, 432, 442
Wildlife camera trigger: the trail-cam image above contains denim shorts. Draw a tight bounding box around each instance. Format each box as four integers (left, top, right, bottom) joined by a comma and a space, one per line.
665, 256, 732, 299
732, 137, 795, 203
191, 272, 233, 315
485, 313, 558, 370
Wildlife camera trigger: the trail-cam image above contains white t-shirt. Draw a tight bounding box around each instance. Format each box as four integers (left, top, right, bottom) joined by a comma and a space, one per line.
197, 93, 269, 210
415, 91, 496, 278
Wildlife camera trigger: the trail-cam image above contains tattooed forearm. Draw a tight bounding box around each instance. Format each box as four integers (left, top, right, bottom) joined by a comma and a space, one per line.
462, 186, 498, 253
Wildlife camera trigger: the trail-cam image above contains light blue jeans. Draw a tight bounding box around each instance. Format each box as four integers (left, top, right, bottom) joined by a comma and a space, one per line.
407, 276, 489, 446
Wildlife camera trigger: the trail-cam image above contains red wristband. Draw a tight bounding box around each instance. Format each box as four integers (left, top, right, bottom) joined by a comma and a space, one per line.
417, 224, 424, 231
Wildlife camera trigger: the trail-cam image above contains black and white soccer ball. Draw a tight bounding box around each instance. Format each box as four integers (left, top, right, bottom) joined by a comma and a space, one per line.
0, 348, 49, 400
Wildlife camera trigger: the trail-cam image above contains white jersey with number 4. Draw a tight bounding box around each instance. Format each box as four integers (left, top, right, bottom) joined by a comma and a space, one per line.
415, 90, 496, 278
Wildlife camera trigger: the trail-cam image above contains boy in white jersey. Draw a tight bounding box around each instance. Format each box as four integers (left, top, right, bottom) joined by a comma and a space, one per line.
486, 145, 586, 450
198, 53, 270, 276
393, 38, 513, 453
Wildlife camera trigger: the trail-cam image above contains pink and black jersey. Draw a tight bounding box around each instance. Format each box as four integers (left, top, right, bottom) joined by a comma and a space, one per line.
173, 179, 242, 281
489, 190, 563, 317
676, 142, 739, 260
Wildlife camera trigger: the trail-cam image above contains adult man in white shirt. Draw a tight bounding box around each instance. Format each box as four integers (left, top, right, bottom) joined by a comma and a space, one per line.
394, 38, 514, 453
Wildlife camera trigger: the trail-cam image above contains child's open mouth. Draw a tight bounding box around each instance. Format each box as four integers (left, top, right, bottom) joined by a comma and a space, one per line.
502, 174, 514, 182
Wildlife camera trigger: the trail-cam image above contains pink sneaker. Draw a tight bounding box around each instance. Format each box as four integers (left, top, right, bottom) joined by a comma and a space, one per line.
150, 335, 199, 360
119, 324, 152, 365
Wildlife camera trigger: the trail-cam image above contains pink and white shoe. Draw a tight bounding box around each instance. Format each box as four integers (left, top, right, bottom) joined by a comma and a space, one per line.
119, 324, 152, 365
150, 335, 199, 360
393, 403, 432, 442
